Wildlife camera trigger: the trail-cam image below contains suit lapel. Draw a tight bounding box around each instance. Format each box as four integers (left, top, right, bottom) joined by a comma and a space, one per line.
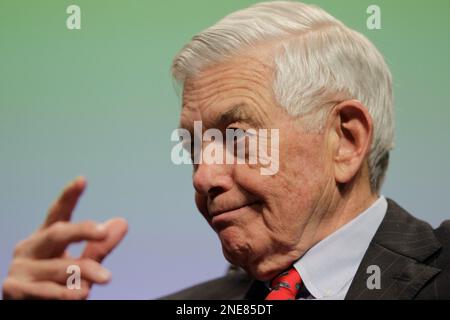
221, 265, 265, 300
345, 199, 442, 299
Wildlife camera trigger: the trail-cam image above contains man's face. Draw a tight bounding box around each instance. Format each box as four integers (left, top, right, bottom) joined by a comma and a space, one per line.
180, 54, 336, 280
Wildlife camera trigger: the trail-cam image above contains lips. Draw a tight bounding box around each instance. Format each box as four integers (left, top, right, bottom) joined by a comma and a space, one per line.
208, 201, 259, 218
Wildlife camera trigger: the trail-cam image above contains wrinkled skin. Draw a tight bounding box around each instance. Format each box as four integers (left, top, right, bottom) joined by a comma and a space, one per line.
180, 51, 376, 280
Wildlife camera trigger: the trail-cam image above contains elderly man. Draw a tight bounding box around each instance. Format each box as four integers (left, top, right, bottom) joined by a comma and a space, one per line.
3, 1, 450, 300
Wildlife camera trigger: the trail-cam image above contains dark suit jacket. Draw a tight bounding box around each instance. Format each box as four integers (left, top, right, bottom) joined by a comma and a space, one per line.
162, 199, 450, 300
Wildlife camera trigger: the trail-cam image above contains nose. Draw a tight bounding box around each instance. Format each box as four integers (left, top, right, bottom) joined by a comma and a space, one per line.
192, 162, 233, 198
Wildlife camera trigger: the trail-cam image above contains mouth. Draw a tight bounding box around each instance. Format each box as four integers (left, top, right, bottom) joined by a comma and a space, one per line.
207, 201, 261, 231
208, 201, 260, 218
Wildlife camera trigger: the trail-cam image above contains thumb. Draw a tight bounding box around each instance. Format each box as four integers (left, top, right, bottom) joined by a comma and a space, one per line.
81, 217, 128, 263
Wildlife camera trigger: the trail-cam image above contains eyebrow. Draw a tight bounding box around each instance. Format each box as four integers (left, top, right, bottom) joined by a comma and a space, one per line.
179, 104, 264, 131
216, 104, 264, 128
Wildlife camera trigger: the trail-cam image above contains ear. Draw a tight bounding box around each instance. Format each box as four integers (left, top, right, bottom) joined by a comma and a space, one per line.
328, 100, 373, 185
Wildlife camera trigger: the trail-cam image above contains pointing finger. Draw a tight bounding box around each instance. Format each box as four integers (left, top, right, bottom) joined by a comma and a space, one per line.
41, 176, 87, 230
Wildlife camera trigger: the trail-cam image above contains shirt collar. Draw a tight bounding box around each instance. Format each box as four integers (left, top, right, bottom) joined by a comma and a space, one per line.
294, 196, 388, 299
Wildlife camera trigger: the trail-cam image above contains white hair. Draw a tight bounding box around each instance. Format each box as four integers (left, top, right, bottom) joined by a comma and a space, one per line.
171, 1, 394, 192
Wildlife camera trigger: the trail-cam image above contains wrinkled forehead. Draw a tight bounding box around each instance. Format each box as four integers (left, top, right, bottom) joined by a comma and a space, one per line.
179, 55, 275, 130
182, 54, 273, 98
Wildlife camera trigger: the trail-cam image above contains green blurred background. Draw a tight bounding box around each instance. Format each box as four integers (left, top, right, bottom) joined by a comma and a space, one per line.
1, 0, 449, 299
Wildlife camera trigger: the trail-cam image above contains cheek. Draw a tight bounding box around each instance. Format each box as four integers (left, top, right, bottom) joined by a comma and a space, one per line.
282, 133, 329, 185
248, 135, 328, 224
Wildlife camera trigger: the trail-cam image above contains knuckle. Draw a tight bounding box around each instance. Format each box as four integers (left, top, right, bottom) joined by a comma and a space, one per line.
9, 258, 28, 274
47, 222, 68, 241
52, 221, 67, 232
82, 220, 96, 226
76, 259, 88, 271
2, 278, 15, 293
13, 239, 30, 257
79, 257, 96, 268
76, 258, 100, 277
79, 220, 97, 233
2, 278, 22, 299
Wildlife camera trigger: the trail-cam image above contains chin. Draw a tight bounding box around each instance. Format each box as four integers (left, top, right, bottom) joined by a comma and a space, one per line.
218, 229, 283, 281
219, 227, 253, 265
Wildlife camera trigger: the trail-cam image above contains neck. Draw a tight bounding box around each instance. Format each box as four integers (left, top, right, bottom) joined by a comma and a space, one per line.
301, 175, 378, 257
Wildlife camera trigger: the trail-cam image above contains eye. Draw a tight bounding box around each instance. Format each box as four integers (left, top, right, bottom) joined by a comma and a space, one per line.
226, 126, 246, 138
227, 128, 245, 150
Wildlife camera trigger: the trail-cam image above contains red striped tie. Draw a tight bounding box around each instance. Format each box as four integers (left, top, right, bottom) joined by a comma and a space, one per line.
265, 268, 302, 300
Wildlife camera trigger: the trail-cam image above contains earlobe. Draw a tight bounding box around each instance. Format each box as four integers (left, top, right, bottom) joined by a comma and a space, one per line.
332, 100, 373, 185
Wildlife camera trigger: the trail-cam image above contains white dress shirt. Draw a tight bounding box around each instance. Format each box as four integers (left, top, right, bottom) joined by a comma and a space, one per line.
294, 196, 388, 299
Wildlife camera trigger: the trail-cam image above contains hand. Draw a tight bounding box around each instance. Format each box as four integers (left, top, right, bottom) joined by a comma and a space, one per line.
2, 177, 128, 299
